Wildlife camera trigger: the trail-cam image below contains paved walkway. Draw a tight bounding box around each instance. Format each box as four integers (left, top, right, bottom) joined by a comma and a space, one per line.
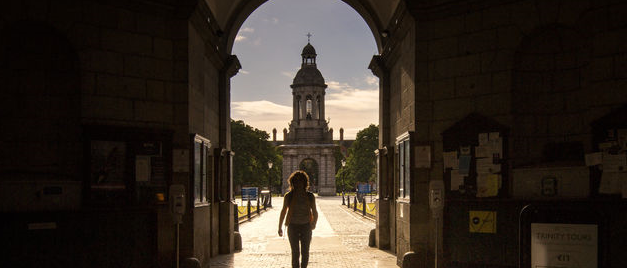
210, 195, 398, 268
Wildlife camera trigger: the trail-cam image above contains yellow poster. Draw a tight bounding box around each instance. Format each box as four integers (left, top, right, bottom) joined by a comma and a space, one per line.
469, 211, 496, 233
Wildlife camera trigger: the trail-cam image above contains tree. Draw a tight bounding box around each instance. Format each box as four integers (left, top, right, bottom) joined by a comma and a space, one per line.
336, 124, 378, 192
231, 120, 282, 192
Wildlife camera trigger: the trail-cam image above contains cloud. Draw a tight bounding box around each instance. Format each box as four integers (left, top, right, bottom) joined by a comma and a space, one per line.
235, 35, 247, 42
365, 75, 378, 86
231, 100, 292, 140
252, 38, 262, 46
323, 80, 379, 139
272, 17, 279, 24
239, 70, 250, 75
281, 71, 295, 78
239, 27, 254, 33
231, 82, 379, 140
232, 100, 291, 118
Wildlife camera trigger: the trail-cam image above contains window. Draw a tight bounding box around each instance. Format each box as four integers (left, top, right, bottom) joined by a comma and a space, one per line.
306, 99, 312, 119
396, 132, 412, 200
193, 134, 211, 206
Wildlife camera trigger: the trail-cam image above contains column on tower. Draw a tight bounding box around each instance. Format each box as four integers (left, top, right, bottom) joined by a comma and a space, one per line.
293, 94, 299, 122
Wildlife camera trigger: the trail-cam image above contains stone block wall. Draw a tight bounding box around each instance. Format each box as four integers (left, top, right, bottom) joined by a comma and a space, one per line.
383, 0, 627, 266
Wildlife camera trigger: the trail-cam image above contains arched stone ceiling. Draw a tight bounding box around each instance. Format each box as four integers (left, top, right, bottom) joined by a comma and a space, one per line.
205, 0, 401, 54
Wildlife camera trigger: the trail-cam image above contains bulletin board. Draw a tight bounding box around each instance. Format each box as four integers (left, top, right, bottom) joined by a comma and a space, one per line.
83, 125, 172, 206
441, 113, 509, 199
589, 105, 627, 198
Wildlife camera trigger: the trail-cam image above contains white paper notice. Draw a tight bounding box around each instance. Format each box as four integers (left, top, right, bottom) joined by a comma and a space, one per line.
476, 174, 499, 197
478, 133, 489, 145
489, 138, 503, 157
443, 151, 458, 169
489, 132, 500, 141
602, 153, 626, 172
475, 145, 491, 158
585, 152, 603, 166
450, 170, 464, 191
531, 223, 598, 268
476, 158, 500, 174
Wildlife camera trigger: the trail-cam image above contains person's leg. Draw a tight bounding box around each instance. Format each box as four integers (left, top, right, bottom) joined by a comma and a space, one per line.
287, 224, 301, 268
300, 224, 312, 268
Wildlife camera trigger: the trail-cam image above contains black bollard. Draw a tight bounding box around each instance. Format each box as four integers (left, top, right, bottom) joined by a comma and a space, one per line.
257, 195, 260, 215
363, 199, 366, 216
342, 193, 345, 205
347, 196, 350, 208
247, 199, 251, 219
353, 196, 357, 211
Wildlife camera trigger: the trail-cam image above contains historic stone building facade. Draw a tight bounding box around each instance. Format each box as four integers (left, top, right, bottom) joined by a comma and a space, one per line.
280, 42, 337, 196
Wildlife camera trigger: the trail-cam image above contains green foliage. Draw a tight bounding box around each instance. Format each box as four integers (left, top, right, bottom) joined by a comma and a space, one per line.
336, 124, 378, 192
231, 120, 282, 192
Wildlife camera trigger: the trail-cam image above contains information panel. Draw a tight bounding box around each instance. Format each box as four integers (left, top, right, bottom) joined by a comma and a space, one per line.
531, 223, 597, 268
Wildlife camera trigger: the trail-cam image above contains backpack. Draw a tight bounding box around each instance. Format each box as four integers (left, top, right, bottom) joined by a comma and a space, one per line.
285, 191, 314, 225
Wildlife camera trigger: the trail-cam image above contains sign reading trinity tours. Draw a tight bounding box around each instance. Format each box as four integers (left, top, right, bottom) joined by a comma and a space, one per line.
531, 223, 598, 268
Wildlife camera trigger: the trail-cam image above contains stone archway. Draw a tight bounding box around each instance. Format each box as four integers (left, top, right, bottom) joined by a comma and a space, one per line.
221, 0, 395, 54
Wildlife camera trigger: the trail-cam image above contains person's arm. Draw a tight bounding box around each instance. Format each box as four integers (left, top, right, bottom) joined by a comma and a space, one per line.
310, 194, 318, 230
278, 194, 289, 236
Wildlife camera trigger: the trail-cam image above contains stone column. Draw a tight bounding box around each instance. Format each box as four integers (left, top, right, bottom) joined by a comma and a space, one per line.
292, 93, 298, 121
370, 55, 392, 251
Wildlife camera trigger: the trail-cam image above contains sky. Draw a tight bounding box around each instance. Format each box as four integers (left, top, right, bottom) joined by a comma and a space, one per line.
230, 0, 379, 140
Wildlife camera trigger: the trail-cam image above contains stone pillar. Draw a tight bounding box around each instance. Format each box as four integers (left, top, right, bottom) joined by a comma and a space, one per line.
293, 94, 298, 121
320, 92, 326, 121
370, 55, 393, 251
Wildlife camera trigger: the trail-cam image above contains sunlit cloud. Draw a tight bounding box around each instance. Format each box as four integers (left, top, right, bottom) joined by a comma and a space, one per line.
231, 80, 378, 140
235, 35, 247, 42
239, 70, 250, 75
365, 75, 378, 86
281, 71, 295, 78
231, 100, 292, 140
253, 38, 262, 46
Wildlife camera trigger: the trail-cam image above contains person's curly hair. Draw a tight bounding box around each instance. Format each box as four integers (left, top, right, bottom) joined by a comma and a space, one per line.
288, 170, 310, 192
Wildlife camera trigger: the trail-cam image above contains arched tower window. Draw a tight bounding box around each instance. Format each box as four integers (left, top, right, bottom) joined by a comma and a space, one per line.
306, 96, 312, 119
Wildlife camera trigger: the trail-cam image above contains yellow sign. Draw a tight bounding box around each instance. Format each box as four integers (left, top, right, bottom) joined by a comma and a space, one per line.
469, 211, 496, 233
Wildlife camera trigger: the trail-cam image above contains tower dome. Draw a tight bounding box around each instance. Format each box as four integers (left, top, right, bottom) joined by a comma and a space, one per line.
292, 67, 325, 86
293, 41, 326, 87
301, 43, 316, 57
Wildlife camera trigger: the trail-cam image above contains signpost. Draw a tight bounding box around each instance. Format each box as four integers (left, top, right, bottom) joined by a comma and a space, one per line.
241, 187, 258, 202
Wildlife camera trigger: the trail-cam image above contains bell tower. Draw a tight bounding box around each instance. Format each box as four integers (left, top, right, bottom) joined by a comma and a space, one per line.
280, 37, 337, 196
286, 39, 332, 144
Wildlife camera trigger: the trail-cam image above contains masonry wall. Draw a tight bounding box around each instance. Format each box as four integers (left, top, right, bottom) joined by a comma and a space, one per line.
386, 0, 627, 267
0, 1, 224, 267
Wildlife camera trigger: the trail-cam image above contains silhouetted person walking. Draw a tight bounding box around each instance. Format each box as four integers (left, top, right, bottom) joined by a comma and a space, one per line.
278, 170, 318, 268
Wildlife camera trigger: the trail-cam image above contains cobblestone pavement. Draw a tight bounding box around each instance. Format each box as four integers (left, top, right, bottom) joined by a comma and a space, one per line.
209, 195, 398, 268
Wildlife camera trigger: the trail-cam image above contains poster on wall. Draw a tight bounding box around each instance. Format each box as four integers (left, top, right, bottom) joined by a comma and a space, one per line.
531, 223, 597, 268
90, 140, 126, 190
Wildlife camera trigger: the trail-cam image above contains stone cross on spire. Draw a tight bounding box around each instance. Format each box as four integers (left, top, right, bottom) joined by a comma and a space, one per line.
307, 32, 312, 43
